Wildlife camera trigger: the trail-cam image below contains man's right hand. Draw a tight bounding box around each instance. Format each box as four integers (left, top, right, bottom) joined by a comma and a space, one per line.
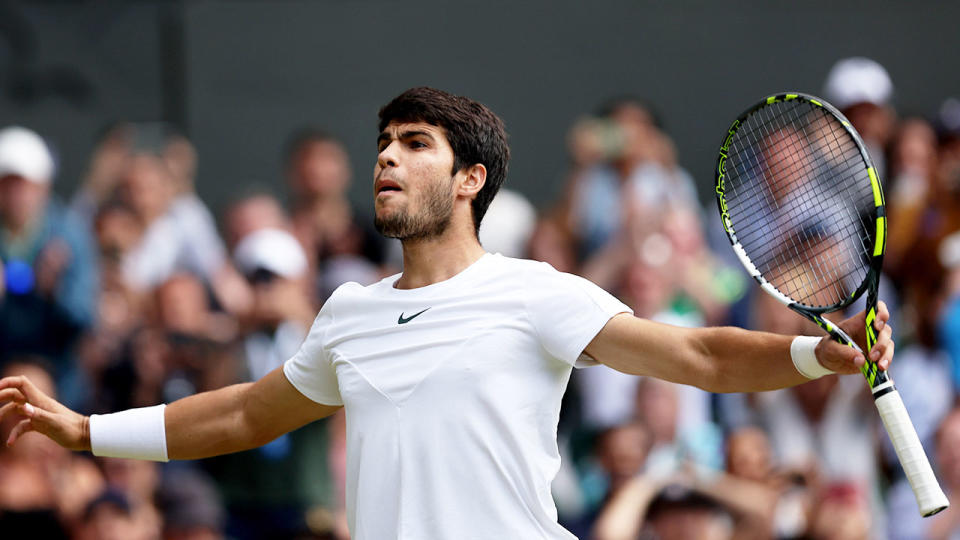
0, 375, 89, 451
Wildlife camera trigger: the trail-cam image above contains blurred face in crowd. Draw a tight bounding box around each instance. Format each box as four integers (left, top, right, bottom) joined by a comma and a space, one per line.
0, 174, 49, 231
223, 195, 288, 249
763, 128, 814, 203
164, 134, 198, 194
725, 426, 773, 482
156, 274, 210, 336
634, 377, 678, 445
95, 205, 143, 264
100, 458, 160, 502
373, 121, 457, 240
248, 270, 307, 327
608, 102, 658, 167
751, 290, 807, 335
622, 234, 675, 318
843, 102, 895, 148
81, 502, 136, 540
597, 423, 650, 485
808, 483, 870, 540
290, 139, 351, 198
890, 118, 938, 180
936, 408, 960, 488
648, 507, 732, 540
119, 154, 173, 223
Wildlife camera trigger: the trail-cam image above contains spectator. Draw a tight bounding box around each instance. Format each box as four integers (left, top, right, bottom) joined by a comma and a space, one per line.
110, 130, 250, 315
642, 484, 734, 540
562, 422, 651, 537
808, 482, 872, 540
593, 481, 735, 540
76, 489, 143, 540
157, 468, 226, 540
205, 228, 334, 539
924, 406, 960, 539
478, 188, 537, 258
70, 122, 135, 225
0, 126, 98, 405
0, 358, 104, 538
556, 97, 699, 260
153, 274, 237, 398
222, 190, 292, 251
285, 129, 388, 299
528, 214, 578, 274
96, 458, 163, 540
823, 56, 896, 178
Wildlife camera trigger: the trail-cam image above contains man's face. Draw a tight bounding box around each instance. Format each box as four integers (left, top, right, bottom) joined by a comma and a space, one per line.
291, 140, 351, 197
0, 175, 48, 230
373, 121, 457, 240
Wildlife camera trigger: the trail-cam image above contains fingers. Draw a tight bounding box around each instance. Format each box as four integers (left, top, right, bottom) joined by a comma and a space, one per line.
6, 418, 34, 447
819, 338, 865, 374
0, 387, 26, 404
875, 300, 890, 326
0, 401, 19, 424
870, 322, 895, 371
0, 375, 60, 413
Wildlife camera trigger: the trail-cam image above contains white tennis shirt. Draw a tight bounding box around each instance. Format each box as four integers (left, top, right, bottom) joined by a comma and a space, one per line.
284, 253, 631, 539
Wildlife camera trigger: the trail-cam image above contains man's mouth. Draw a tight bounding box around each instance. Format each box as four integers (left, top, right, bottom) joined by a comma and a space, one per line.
376, 179, 402, 194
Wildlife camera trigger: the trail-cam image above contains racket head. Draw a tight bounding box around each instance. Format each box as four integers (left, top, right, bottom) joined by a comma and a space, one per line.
715, 92, 886, 314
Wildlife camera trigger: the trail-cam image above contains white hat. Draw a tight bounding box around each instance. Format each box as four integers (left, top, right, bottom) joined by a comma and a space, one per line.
823, 57, 893, 110
478, 189, 536, 258
233, 228, 308, 279
0, 126, 55, 183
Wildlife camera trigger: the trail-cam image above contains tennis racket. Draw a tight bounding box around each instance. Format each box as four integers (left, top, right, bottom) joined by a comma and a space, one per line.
715, 92, 949, 517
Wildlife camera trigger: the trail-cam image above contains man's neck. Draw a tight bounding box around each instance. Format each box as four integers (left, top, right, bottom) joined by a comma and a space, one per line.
395, 226, 486, 290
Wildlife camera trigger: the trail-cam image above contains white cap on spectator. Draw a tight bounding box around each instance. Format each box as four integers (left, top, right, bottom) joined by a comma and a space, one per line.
823, 57, 893, 110
234, 228, 308, 279
478, 189, 536, 258
0, 126, 55, 183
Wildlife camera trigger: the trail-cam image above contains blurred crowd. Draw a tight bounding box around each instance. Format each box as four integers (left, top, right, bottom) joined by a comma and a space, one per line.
3, 57, 960, 539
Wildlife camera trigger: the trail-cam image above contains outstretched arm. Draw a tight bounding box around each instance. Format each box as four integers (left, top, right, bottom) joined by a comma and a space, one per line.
584, 302, 893, 393
0, 367, 340, 459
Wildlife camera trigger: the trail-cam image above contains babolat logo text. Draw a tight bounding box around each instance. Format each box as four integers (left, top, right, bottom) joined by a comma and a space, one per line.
720, 120, 739, 153
716, 119, 740, 233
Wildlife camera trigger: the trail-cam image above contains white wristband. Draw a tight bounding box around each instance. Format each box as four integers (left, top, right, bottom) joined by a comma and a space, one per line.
790, 336, 834, 379
89, 404, 169, 462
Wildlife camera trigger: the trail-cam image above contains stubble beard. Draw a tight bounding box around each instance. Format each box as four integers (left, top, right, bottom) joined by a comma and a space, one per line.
375, 176, 455, 241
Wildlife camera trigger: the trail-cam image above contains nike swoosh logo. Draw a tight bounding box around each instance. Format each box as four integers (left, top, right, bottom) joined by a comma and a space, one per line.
398, 307, 431, 324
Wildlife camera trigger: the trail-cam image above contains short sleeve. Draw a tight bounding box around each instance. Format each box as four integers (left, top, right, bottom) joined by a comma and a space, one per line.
525, 264, 632, 367
283, 303, 343, 406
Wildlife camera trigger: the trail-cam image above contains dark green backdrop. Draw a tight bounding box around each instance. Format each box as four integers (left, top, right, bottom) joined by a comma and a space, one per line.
2, 0, 957, 214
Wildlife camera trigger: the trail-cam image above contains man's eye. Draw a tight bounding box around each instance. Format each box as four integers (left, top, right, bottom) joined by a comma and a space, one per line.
410, 141, 427, 149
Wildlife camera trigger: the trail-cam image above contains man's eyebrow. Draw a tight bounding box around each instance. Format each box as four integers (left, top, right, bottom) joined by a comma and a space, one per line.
399, 130, 435, 141
377, 130, 435, 145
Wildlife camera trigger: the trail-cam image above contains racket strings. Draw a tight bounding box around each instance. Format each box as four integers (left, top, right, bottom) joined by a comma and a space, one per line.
723, 99, 874, 309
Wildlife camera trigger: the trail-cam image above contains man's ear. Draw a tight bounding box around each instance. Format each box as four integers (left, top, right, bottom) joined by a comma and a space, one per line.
457, 163, 487, 199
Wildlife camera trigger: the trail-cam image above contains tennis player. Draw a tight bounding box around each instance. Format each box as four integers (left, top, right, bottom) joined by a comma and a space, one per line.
0, 87, 893, 540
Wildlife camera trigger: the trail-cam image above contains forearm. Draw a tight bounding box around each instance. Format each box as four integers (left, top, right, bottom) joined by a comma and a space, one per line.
689, 326, 811, 393
588, 315, 820, 394
94, 368, 340, 462
165, 382, 263, 460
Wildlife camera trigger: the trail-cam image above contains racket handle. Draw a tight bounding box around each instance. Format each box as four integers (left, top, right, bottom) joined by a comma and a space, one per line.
874, 388, 950, 516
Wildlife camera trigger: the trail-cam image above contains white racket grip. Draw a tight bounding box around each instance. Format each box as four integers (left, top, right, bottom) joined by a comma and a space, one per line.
874, 390, 949, 516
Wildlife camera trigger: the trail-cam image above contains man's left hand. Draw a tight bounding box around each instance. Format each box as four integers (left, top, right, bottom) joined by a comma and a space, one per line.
815, 300, 894, 374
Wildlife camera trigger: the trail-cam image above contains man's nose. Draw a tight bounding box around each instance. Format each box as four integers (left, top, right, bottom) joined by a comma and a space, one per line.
377, 141, 398, 169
